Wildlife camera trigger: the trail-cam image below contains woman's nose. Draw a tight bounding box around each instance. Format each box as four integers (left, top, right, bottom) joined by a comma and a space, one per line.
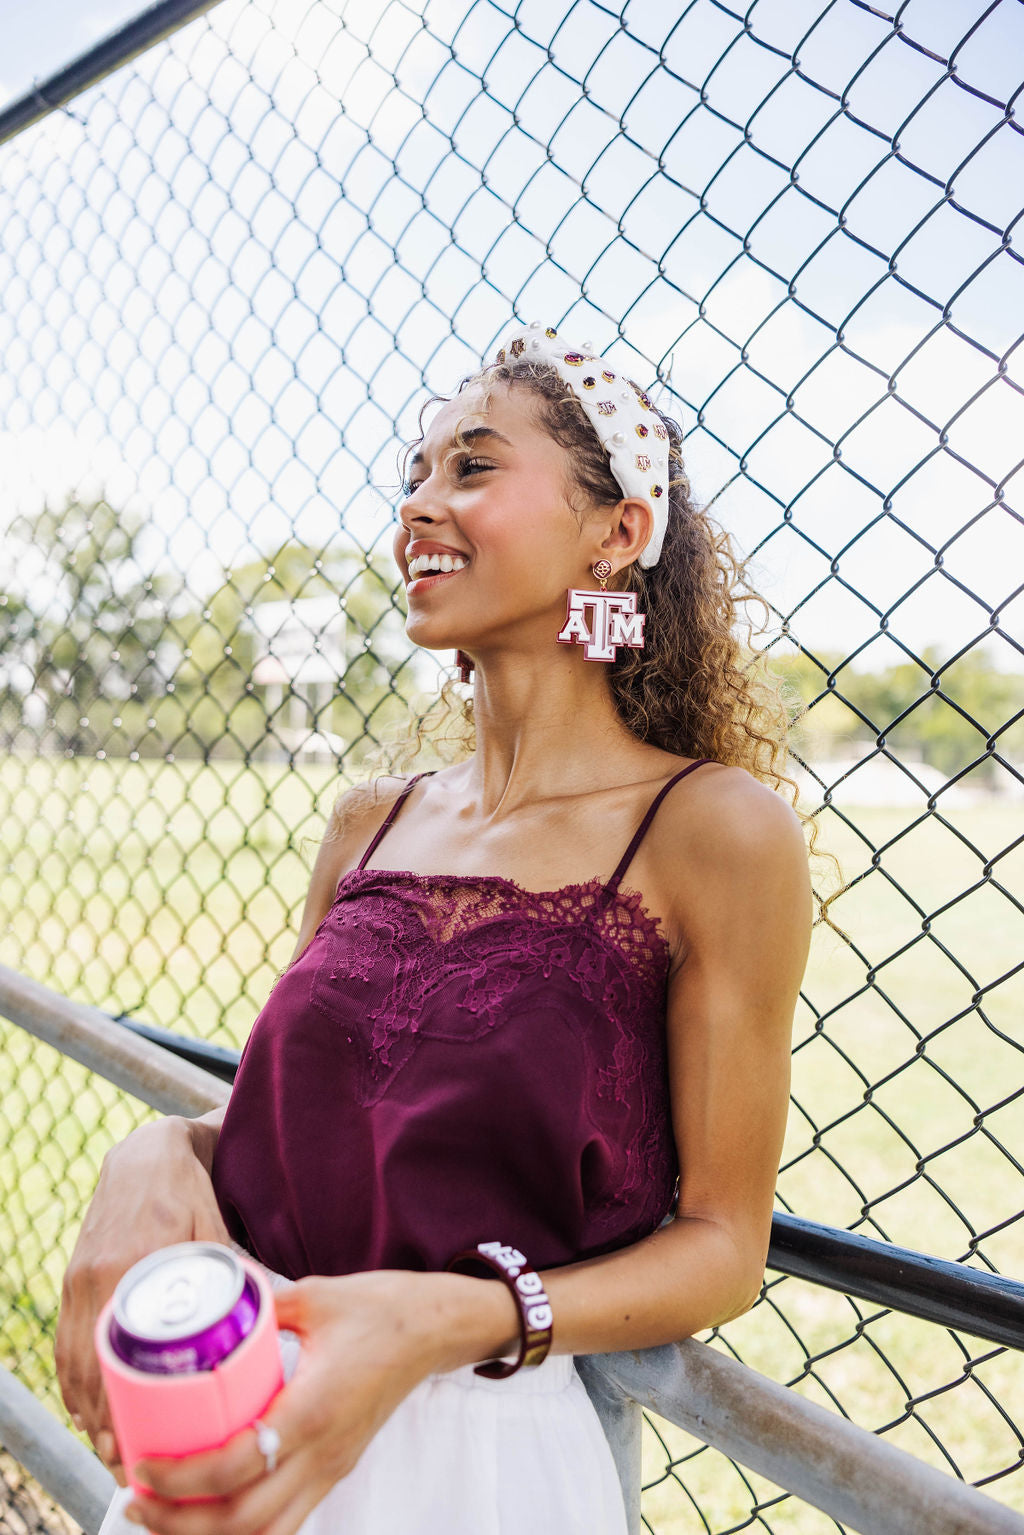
399, 479, 445, 528
399, 505, 438, 543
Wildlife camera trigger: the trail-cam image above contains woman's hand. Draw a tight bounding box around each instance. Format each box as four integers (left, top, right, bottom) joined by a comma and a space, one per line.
120, 1270, 475, 1535
55, 1113, 230, 1484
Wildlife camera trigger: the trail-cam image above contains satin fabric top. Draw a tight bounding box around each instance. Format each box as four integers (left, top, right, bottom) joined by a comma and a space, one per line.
212, 760, 715, 1279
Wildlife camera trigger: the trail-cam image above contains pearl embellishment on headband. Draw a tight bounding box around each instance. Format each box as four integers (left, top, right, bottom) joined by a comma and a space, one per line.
490, 321, 670, 568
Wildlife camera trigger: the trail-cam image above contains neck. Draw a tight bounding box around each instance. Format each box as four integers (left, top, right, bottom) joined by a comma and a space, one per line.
460, 648, 640, 816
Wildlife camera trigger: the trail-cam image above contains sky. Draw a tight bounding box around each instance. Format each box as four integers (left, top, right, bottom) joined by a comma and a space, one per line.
0, 2, 161, 106
1, 0, 1022, 678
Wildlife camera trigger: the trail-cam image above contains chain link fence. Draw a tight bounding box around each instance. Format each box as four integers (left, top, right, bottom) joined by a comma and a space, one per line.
1, 0, 1022, 1528
0, 1453, 78, 1535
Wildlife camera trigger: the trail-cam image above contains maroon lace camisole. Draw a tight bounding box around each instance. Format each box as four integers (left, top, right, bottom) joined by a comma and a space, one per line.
212, 759, 716, 1279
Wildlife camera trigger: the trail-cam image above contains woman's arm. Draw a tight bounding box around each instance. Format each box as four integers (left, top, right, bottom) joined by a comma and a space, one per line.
56, 782, 396, 1473
528, 768, 813, 1352
55, 1107, 232, 1480
431, 765, 814, 1361
123, 769, 813, 1535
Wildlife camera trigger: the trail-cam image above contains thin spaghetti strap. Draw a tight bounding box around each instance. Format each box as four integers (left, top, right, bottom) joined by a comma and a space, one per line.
606, 759, 717, 892
357, 772, 436, 871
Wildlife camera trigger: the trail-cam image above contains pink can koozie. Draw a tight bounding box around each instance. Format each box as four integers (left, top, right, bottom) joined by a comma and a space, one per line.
94, 1241, 284, 1498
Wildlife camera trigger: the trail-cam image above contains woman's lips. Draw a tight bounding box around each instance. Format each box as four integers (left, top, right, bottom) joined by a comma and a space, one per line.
406, 566, 467, 593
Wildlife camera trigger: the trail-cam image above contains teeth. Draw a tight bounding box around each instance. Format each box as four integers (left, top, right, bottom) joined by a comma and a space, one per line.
408, 554, 467, 578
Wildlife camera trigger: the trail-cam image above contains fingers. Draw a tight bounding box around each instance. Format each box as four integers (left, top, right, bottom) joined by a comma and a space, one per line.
123, 1370, 357, 1535
56, 1266, 117, 1456
125, 1441, 320, 1535
251, 1481, 330, 1535
271, 1275, 332, 1335
270, 1289, 306, 1335
55, 1272, 88, 1424
134, 1419, 273, 1505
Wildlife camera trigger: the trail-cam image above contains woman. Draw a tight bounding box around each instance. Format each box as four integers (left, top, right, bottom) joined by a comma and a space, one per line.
57, 321, 817, 1535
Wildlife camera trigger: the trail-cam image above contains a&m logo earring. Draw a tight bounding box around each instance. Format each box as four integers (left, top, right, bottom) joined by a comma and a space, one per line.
557, 559, 646, 662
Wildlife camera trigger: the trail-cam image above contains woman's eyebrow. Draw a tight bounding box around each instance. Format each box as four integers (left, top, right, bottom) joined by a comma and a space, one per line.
408, 427, 514, 471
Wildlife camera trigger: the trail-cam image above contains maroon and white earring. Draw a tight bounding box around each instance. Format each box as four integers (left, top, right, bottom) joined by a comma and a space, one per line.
556, 559, 646, 662
456, 649, 475, 682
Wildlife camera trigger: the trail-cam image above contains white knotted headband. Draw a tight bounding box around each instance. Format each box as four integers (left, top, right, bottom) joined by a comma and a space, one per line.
489, 320, 670, 568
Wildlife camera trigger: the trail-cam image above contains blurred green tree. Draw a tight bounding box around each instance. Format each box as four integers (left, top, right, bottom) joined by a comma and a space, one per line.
768, 645, 1018, 784
172, 542, 417, 762
3, 496, 173, 755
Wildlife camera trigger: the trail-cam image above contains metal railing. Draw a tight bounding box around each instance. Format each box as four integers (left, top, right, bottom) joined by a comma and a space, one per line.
111, 1002, 1024, 1353
0, 0, 224, 147
3, 965, 1024, 1535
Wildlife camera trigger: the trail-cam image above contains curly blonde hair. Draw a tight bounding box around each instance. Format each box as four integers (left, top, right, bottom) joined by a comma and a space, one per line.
358, 351, 848, 936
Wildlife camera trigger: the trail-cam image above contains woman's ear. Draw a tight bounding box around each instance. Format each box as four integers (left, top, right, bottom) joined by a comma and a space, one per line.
598, 496, 654, 566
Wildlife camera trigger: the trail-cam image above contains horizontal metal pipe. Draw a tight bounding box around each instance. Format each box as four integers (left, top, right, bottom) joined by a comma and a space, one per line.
0, 0, 226, 147
768, 1212, 1024, 1352
587, 1340, 1024, 1535
9, 966, 1024, 1352
6, 965, 1024, 1353
0, 963, 227, 1117
115, 1014, 241, 1084
101, 1013, 1024, 1353
0, 1366, 115, 1535
1, 968, 1023, 1532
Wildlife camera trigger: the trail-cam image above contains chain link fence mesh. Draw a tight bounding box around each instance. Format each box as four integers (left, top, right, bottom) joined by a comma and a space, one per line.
1, 0, 1022, 1528
0, 1452, 78, 1535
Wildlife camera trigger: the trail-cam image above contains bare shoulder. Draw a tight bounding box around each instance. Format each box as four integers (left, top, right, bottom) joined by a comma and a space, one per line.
651, 760, 813, 962
287, 774, 422, 965
323, 774, 413, 858
654, 758, 806, 863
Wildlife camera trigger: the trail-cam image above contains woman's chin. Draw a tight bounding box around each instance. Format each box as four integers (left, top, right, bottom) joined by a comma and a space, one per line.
405, 620, 464, 655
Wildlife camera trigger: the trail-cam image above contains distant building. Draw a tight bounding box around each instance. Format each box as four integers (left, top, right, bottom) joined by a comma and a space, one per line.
248, 596, 347, 760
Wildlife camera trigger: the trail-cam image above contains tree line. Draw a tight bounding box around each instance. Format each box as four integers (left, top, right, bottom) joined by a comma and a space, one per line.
1, 495, 1018, 781
0, 496, 414, 764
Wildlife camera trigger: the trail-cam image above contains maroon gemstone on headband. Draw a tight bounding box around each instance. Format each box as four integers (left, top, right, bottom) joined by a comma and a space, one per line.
563, 352, 584, 365
636, 423, 649, 438
601, 370, 616, 383
629, 381, 652, 409
582, 375, 596, 388
651, 484, 663, 498
545, 327, 558, 338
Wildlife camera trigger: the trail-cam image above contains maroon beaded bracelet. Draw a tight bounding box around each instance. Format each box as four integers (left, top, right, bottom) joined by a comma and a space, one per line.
445, 1241, 554, 1379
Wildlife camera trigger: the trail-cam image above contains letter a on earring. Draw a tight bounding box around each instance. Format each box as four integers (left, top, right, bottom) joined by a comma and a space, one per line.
556, 561, 646, 663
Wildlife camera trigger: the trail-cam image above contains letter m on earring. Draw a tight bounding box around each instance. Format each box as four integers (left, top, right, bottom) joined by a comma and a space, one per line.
557, 591, 646, 662
608, 607, 645, 648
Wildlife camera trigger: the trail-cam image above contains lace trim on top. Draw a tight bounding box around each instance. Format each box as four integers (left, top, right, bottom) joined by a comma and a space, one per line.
308, 864, 676, 1236
314, 866, 671, 1097
336, 865, 671, 968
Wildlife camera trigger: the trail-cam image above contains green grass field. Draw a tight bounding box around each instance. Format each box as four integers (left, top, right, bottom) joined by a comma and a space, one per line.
2, 753, 1022, 1530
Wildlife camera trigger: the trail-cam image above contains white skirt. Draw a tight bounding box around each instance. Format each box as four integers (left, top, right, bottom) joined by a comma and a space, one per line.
98, 1259, 629, 1535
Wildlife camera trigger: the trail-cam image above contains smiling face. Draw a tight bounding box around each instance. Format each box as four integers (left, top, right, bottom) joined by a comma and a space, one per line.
394, 381, 607, 664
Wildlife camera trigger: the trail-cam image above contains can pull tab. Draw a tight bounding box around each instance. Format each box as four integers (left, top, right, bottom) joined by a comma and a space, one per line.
160, 1276, 199, 1326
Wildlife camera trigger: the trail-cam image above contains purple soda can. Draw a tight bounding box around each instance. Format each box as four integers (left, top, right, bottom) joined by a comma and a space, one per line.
108, 1242, 261, 1374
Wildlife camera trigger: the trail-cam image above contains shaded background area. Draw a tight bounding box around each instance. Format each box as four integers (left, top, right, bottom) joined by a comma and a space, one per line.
1, 0, 1022, 1529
